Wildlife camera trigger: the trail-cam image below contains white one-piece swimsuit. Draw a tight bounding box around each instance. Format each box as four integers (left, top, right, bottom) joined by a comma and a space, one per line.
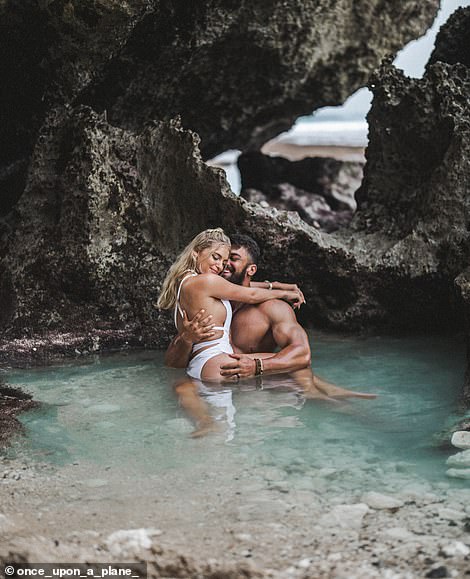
175, 273, 234, 381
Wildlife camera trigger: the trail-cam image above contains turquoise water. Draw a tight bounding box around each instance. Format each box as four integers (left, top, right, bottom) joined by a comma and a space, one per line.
3, 333, 468, 493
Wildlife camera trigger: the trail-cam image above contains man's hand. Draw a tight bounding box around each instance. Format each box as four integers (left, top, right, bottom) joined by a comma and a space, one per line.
220, 353, 257, 379
180, 309, 216, 344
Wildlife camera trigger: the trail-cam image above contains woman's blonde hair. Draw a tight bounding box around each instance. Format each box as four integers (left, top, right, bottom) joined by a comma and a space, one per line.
157, 228, 231, 310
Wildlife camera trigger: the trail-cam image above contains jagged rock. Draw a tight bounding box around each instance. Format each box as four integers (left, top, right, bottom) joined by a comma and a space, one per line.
428, 6, 470, 69
242, 184, 353, 233
0, 0, 439, 212
238, 151, 361, 211
0, 110, 239, 356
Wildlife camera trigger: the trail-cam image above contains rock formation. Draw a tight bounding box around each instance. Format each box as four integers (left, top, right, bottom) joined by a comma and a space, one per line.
0, 0, 439, 220
238, 151, 360, 232
0, 0, 443, 363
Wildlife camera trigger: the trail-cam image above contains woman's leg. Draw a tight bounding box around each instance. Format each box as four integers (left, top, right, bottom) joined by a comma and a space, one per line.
173, 378, 219, 437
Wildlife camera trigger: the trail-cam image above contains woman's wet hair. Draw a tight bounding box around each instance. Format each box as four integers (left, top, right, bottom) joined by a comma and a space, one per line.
230, 233, 260, 265
157, 228, 231, 310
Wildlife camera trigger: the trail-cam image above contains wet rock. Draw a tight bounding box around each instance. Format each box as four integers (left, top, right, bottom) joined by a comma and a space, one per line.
446, 468, 470, 480
451, 431, 470, 450
361, 491, 404, 511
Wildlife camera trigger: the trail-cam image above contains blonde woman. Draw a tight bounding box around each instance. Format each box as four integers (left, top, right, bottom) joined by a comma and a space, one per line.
157, 228, 303, 382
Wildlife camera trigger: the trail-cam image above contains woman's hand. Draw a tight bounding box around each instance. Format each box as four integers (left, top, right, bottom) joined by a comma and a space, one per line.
273, 282, 306, 306
282, 289, 305, 310
180, 309, 216, 344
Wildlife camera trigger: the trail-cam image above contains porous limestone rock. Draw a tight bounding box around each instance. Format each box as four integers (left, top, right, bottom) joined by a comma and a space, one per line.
428, 6, 470, 69
0, 0, 439, 220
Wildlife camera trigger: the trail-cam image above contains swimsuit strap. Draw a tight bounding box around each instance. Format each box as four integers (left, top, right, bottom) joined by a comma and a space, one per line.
174, 272, 198, 328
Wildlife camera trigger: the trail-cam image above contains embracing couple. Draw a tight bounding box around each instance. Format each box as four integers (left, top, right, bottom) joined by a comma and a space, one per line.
158, 228, 374, 400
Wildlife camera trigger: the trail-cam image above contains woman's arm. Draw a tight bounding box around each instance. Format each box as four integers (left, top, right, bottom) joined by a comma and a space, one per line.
201, 274, 303, 308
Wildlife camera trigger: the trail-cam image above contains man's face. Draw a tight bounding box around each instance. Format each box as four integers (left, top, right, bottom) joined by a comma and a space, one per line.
222, 245, 252, 285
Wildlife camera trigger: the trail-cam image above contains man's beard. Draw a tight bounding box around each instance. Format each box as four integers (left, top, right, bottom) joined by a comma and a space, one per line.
226, 265, 250, 286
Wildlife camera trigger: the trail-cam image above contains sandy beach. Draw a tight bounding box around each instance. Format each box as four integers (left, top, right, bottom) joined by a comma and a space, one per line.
1, 448, 470, 578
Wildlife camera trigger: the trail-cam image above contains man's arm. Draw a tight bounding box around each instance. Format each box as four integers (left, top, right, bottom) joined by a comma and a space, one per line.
262, 301, 312, 374
250, 281, 306, 305
220, 301, 311, 378
165, 309, 215, 368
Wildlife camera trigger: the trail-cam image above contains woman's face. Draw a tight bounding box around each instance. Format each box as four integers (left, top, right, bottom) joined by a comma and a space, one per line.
195, 244, 229, 275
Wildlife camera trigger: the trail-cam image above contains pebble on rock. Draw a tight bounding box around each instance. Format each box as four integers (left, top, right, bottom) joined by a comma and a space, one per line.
361, 491, 404, 510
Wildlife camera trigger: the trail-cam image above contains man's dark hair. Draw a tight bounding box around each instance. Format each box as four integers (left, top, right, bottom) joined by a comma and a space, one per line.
230, 233, 260, 265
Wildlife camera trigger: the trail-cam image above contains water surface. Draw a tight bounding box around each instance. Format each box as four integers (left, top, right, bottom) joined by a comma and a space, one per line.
3, 333, 467, 496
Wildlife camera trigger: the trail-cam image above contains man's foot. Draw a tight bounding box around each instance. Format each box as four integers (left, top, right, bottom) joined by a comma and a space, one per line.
315, 383, 377, 399
302, 388, 340, 403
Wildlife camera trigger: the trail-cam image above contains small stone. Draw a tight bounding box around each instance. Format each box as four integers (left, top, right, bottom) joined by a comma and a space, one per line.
361, 491, 404, 510
319, 503, 369, 530
446, 449, 470, 467
440, 541, 470, 557
451, 431, 470, 450
106, 528, 161, 558
426, 566, 449, 578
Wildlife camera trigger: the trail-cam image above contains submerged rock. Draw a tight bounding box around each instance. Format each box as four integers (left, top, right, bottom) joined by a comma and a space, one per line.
361, 491, 404, 510
0, 381, 39, 446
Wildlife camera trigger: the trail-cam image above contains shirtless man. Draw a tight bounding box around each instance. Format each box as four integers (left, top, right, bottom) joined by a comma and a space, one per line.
165, 234, 373, 398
